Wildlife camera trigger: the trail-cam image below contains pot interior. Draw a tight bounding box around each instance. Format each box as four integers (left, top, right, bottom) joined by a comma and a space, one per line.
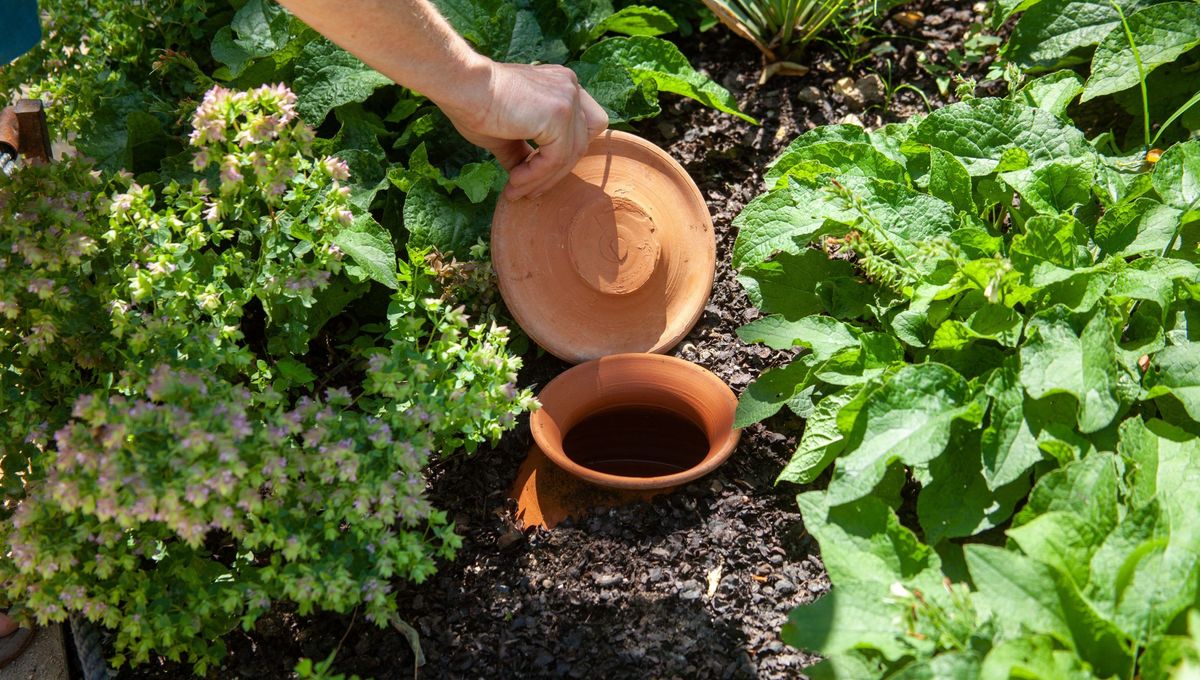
560, 403, 710, 478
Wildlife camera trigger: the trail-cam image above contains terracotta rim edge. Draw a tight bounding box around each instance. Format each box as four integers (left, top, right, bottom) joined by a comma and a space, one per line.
530, 354, 742, 490
491, 130, 716, 364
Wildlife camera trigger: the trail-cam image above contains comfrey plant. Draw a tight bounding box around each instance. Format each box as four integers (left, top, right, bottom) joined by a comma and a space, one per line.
0, 85, 533, 674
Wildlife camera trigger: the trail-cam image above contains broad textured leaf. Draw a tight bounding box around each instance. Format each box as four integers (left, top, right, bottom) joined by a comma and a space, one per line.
927, 147, 976, 213
1001, 160, 1096, 214
731, 183, 834, 269
578, 36, 756, 123
1004, 0, 1155, 71
913, 99, 1095, 176
1145, 342, 1200, 422
967, 545, 1133, 677
570, 59, 661, 123
402, 180, 493, 256
1014, 451, 1121, 531
591, 5, 677, 37
1083, 3, 1200, 101
332, 214, 398, 289
1152, 139, 1200, 213
981, 362, 1046, 488
734, 360, 811, 428
797, 491, 943, 586
778, 385, 864, 484
738, 250, 859, 320
827, 363, 978, 504
918, 433, 1029, 543
979, 635, 1095, 680
1008, 510, 1108, 587
1094, 198, 1183, 257
1012, 214, 1090, 271
785, 493, 944, 660
1016, 71, 1085, 116
293, 39, 392, 123
767, 142, 907, 187
737, 314, 859, 357
1019, 306, 1121, 433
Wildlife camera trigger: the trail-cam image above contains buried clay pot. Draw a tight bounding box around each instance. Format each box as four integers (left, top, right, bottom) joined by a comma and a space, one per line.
530, 354, 741, 491
491, 130, 715, 364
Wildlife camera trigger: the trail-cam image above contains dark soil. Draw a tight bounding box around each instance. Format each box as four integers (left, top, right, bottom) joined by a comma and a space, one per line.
118, 2, 996, 678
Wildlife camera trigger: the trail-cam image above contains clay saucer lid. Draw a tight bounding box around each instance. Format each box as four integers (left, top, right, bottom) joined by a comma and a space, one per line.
491, 130, 715, 364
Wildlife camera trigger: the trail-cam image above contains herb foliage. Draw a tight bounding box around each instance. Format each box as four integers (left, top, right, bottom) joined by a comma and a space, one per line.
733, 86, 1200, 676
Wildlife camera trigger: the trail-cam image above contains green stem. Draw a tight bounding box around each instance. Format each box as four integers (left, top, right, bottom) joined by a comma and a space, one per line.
1152, 89, 1200, 146
1111, 0, 1151, 148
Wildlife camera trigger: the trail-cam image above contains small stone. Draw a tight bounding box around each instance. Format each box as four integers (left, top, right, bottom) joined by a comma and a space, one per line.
648, 567, 663, 582
839, 113, 865, 127
776, 578, 797, 596
854, 74, 886, 105
833, 76, 860, 108
594, 573, 622, 587
808, 581, 826, 593
796, 85, 823, 105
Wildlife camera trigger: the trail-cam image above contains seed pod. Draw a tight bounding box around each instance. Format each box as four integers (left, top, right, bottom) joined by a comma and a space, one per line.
1139, 354, 1151, 372
1146, 148, 1163, 164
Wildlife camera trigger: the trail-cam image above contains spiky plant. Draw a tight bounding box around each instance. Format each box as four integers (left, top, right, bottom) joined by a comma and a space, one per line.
701, 0, 851, 82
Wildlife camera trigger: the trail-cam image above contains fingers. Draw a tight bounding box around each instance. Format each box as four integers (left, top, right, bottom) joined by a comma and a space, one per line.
488, 138, 535, 172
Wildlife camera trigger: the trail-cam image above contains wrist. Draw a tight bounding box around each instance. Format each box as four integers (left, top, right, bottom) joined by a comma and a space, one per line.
427, 48, 495, 129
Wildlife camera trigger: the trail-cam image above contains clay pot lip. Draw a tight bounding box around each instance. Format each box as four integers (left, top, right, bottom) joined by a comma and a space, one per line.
491, 129, 715, 365
530, 353, 742, 491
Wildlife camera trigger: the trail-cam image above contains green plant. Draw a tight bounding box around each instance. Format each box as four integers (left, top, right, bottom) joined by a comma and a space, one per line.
731, 91, 1200, 677
0, 85, 533, 674
995, 0, 1200, 148
702, 0, 853, 80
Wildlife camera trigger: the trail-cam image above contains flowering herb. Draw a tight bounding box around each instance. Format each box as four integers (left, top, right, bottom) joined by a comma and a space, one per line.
0, 85, 533, 674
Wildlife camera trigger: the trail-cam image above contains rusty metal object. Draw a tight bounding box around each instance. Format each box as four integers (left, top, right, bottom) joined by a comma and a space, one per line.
14, 99, 51, 164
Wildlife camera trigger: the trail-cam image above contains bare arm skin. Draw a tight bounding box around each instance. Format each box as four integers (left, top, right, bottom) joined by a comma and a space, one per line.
276, 0, 608, 199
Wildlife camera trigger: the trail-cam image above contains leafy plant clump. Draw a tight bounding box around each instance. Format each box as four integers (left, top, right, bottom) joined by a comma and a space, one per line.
702, 0, 852, 80
0, 85, 533, 674
731, 87, 1200, 676
996, 0, 1200, 148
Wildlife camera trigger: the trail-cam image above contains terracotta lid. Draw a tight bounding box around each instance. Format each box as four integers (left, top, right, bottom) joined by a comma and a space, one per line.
491, 130, 715, 364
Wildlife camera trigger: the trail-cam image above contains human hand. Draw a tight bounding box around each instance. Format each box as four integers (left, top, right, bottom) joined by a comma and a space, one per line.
438, 60, 608, 200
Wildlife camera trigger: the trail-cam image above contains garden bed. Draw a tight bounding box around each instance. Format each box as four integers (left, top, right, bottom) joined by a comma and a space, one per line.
118, 2, 999, 676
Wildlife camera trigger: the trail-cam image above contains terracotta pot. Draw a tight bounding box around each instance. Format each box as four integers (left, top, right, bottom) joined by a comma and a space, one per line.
530, 354, 741, 491
491, 130, 715, 364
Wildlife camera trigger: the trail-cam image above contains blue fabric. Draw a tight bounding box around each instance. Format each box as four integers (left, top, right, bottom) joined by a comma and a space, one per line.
1, 0, 41, 65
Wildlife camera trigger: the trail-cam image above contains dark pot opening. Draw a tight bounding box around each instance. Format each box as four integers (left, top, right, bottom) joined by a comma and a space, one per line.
561, 404, 711, 478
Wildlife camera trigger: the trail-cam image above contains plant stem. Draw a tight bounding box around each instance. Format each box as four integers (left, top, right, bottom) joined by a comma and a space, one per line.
1111, 0, 1151, 148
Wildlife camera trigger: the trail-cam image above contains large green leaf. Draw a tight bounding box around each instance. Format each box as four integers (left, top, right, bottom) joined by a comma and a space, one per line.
738, 250, 860, 320
981, 362, 1047, 489
967, 545, 1133, 677
402, 180, 494, 256
590, 5, 677, 37
918, 431, 1029, 544
332, 213, 399, 289
578, 36, 756, 123
1145, 342, 1200, 422
1015, 71, 1085, 116
1094, 198, 1183, 257
734, 359, 811, 428
731, 182, 835, 269
1083, 2, 1200, 101
778, 385, 864, 484
737, 314, 859, 356
826, 363, 980, 505
1004, 0, 1156, 71
912, 99, 1095, 176
1152, 140, 1200, 214
1018, 306, 1122, 433
570, 59, 661, 124
293, 39, 393, 123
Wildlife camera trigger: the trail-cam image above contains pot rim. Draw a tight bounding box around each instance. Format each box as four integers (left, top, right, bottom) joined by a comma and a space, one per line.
530, 353, 741, 490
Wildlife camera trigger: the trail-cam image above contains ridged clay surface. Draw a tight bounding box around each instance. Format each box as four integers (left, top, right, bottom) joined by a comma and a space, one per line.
491, 130, 715, 364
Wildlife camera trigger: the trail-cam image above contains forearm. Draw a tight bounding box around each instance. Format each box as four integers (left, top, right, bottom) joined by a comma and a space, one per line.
275, 0, 490, 118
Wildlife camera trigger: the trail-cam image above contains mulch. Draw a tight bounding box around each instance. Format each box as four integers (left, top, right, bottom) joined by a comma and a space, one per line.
118, 2, 996, 678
